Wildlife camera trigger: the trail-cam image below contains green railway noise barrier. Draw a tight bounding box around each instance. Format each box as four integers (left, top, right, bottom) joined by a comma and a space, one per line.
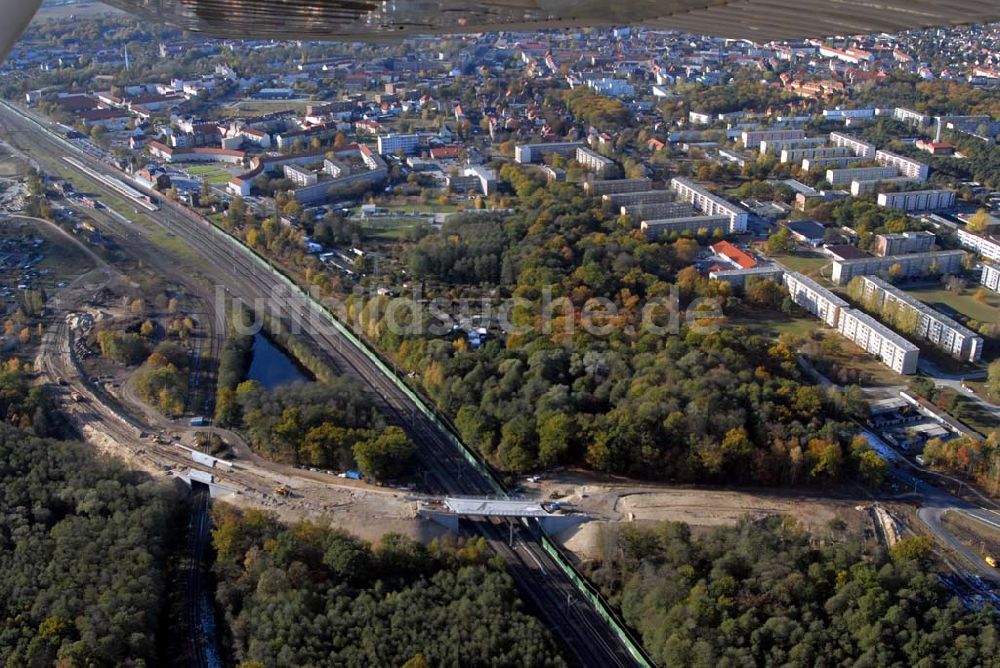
199, 215, 655, 667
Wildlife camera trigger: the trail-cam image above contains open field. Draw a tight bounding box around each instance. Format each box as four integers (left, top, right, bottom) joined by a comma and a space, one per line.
219, 100, 311, 118
534, 475, 874, 561
903, 284, 1000, 325
951, 394, 1000, 436
362, 217, 430, 240
728, 308, 818, 339
769, 250, 831, 278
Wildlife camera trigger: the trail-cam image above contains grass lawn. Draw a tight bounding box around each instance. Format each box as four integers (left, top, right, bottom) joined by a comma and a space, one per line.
965, 380, 999, 405
727, 308, 818, 339
951, 394, 1000, 436
204, 173, 233, 185
362, 218, 430, 240
902, 285, 1000, 325
220, 100, 310, 118
768, 251, 831, 279
185, 166, 219, 176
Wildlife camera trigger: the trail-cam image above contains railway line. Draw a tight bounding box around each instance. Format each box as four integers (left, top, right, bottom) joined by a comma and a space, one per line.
1, 101, 647, 667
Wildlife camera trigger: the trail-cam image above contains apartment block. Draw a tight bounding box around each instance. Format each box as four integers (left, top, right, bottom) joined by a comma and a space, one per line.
709, 265, 785, 288
875, 150, 929, 181
641, 215, 730, 239
837, 308, 919, 374
831, 250, 964, 285
376, 133, 420, 155
576, 146, 619, 178
622, 201, 694, 220
826, 166, 898, 185
802, 156, 857, 171
603, 190, 676, 208
782, 271, 848, 327
670, 177, 748, 233
893, 107, 932, 126
283, 164, 318, 187
877, 189, 956, 212
584, 177, 652, 196
857, 276, 982, 362
874, 231, 935, 256
851, 177, 917, 196
829, 132, 876, 159
958, 227, 1000, 260
514, 141, 583, 164
759, 136, 827, 155
980, 262, 1000, 292
740, 128, 804, 148
780, 146, 851, 164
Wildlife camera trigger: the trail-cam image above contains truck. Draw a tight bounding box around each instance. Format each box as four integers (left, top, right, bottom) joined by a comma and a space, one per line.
339, 470, 363, 480
986, 556, 997, 568
275, 485, 291, 497
189, 416, 207, 427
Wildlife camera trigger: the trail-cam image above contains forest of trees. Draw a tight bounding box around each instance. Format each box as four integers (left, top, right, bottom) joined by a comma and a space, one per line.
350, 177, 878, 483
0, 425, 183, 666
211, 505, 565, 667
230, 378, 415, 478
132, 341, 191, 417
587, 517, 1000, 667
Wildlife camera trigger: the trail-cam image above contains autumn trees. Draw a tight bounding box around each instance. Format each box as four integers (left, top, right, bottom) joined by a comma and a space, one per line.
211, 506, 565, 667
587, 516, 999, 668
0, 426, 182, 666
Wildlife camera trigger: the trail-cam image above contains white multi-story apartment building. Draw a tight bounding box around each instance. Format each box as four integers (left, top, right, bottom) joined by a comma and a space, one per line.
670, 177, 748, 233
875, 150, 929, 181
585, 178, 652, 196
858, 276, 982, 362
514, 141, 583, 164
829, 132, 876, 159
283, 164, 318, 187
826, 166, 898, 185
740, 128, 805, 149
877, 189, 956, 212
759, 136, 827, 155
782, 271, 848, 327
831, 250, 964, 285
621, 201, 694, 220
956, 229, 1000, 263
641, 215, 730, 239
709, 265, 785, 288
603, 190, 676, 208
575, 146, 618, 177
837, 308, 919, 374
980, 263, 1000, 292
780, 146, 852, 164
464, 165, 498, 196
803, 156, 856, 171
874, 231, 935, 256
377, 133, 420, 155
893, 107, 932, 126
851, 178, 919, 196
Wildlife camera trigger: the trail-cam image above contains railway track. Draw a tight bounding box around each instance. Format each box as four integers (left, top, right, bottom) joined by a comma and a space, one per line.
1, 102, 645, 667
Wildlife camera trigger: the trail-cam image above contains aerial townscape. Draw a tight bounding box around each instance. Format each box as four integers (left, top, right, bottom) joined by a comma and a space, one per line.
1, 1, 1000, 666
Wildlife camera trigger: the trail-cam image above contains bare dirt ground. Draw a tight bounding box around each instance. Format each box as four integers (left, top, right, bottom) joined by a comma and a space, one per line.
528, 470, 874, 561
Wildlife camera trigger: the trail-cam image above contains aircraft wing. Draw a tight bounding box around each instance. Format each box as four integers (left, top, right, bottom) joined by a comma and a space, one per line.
2, 0, 999, 63
82, 0, 1000, 42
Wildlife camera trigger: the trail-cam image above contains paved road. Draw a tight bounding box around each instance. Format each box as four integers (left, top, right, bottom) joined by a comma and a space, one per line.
0, 101, 647, 667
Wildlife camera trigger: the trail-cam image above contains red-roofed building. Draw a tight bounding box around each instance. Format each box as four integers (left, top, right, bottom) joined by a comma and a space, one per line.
711, 241, 757, 270
916, 139, 956, 156
430, 146, 463, 160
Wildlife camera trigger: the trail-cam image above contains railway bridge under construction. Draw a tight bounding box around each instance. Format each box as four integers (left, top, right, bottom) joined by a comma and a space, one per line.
420, 497, 588, 533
